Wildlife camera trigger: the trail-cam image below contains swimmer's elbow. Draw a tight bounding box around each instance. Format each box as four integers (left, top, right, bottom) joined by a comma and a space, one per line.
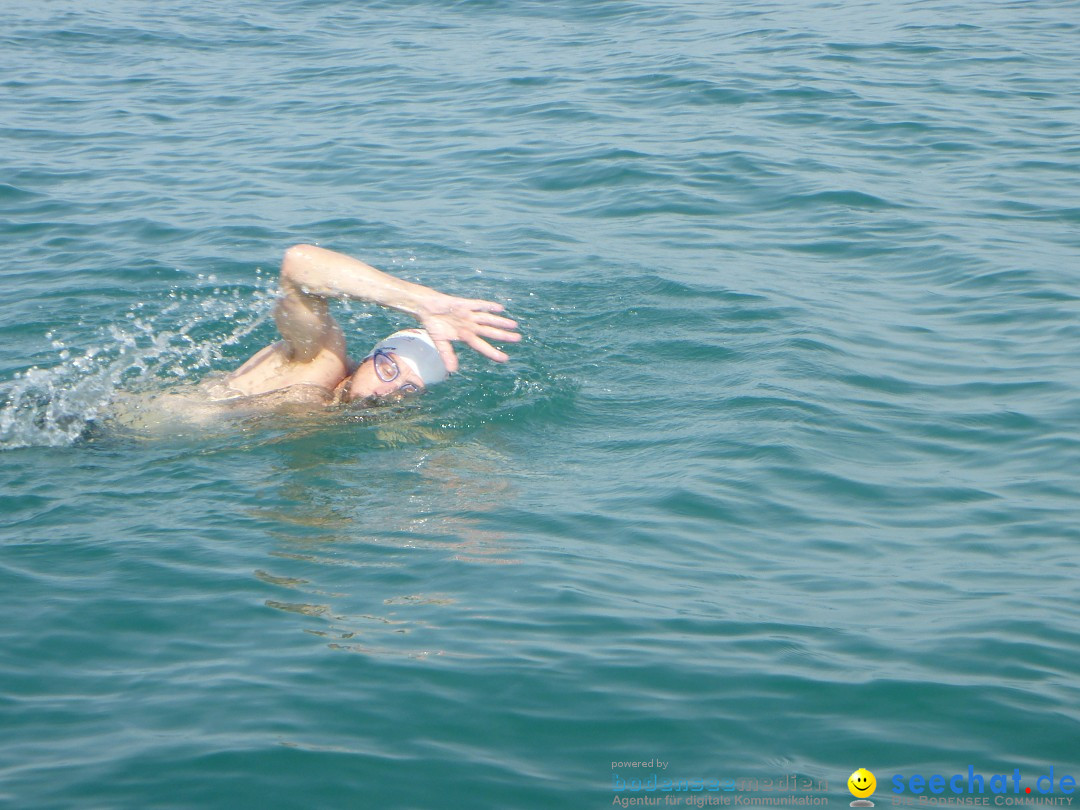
281, 244, 318, 284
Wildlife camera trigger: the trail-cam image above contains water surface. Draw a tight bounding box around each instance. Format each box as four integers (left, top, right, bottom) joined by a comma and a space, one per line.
2, 1, 1079, 808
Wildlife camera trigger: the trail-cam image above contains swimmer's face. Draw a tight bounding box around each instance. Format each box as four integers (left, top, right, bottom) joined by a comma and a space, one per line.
340, 352, 425, 405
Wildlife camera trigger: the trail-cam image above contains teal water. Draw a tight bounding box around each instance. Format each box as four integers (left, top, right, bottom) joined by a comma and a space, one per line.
3, 1, 1080, 808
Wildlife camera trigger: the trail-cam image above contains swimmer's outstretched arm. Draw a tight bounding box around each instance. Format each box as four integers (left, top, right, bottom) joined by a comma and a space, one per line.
277, 244, 520, 372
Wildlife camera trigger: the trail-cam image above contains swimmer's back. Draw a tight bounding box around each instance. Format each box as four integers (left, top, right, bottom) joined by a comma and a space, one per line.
106, 379, 335, 434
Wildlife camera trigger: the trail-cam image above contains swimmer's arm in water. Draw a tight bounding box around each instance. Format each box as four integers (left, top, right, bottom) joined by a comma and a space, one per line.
274, 244, 520, 373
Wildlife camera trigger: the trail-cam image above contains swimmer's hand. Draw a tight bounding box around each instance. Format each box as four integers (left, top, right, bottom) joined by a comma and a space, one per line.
415, 293, 521, 373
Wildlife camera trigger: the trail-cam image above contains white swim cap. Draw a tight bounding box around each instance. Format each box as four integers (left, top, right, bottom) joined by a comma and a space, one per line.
363, 328, 449, 387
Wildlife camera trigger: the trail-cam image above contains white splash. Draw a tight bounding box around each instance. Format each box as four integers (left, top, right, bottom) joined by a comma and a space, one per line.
0, 282, 275, 450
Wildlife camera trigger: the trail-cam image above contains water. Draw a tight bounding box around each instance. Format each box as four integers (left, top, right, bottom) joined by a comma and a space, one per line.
2, 1, 1079, 807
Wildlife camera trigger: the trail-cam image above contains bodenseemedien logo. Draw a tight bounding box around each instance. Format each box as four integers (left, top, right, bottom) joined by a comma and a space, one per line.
849, 768, 877, 807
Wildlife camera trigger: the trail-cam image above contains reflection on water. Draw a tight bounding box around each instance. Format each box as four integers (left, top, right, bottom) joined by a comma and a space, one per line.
247, 419, 521, 658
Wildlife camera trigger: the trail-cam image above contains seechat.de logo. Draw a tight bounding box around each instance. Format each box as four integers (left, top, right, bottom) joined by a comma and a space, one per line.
891, 766, 1078, 798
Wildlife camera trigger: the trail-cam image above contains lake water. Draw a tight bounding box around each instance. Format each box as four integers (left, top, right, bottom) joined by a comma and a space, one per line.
2, 1, 1079, 808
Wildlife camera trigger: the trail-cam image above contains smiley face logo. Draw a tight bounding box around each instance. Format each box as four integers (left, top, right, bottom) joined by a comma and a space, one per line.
848, 768, 877, 799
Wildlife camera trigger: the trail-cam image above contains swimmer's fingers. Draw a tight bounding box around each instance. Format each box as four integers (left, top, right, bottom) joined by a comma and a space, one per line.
420, 294, 519, 366
464, 298, 507, 314
473, 312, 519, 332
463, 334, 509, 363
432, 339, 460, 374
473, 324, 522, 344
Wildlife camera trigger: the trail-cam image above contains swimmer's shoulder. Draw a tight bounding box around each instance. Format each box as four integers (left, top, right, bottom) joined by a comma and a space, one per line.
223, 341, 348, 400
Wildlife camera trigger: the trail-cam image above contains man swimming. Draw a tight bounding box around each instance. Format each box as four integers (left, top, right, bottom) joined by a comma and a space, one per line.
214, 244, 521, 407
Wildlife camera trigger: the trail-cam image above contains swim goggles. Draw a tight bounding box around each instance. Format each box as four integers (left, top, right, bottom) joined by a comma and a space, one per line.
371, 349, 421, 394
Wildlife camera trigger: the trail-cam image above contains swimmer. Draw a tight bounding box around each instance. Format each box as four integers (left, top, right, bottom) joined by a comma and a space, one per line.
213, 244, 522, 408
